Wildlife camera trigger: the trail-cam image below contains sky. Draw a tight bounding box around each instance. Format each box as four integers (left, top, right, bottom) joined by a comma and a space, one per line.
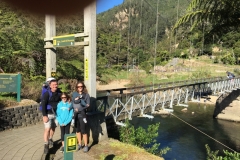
97, 0, 124, 14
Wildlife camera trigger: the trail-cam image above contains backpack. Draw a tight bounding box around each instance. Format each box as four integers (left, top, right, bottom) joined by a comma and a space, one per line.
39, 87, 61, 111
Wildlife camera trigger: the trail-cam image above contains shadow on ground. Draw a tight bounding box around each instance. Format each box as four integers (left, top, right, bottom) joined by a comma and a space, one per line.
104, 154, 116, 160
41, 139, 62, 160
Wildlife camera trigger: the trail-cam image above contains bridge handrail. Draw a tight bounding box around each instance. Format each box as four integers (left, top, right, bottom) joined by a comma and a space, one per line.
97, 76, 226, 95
100, 81, 209, 97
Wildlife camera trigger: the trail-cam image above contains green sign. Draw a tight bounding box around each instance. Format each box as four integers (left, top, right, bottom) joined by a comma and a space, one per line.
0, 74, 21, 102
53, 34, 75, 47
64, 134, 77, 160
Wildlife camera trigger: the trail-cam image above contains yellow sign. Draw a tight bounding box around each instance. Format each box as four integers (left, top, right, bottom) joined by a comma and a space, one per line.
53, 39, 56, 46
66, 136, 77, 152
85, 59, 89, 80
51, 72, 56, 77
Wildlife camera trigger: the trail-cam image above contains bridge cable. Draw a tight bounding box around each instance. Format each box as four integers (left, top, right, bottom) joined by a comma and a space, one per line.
174, 0, 179, 52
127, 0, 131, 80
170, 113, 237, 153
153, 0, 159, 87
137, 0, 143, 85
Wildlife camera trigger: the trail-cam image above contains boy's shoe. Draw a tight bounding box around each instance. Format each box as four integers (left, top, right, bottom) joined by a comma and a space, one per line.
44, 144, 49, 154
49, 139, 54, 148
60, 147, 64, 153
83, 146, 88, 153
78, 144, 82, 151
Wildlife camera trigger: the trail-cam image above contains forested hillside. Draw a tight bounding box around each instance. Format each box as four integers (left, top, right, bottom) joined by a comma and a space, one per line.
0, 0, 191, 79
97, 0, 191, 67
1, 0, 240, 100
97, 0, 240, 69
0, 2, 85, 78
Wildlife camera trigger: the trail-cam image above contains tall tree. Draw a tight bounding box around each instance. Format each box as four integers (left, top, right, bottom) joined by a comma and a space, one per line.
173, 0, 240, 37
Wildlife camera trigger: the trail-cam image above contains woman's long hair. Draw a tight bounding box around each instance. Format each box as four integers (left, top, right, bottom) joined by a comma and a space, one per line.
75, 81, 88, 93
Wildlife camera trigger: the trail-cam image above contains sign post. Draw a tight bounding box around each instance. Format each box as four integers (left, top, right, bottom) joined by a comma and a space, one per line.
84, 1, 97, 111
0, 73, 21, 102
45, 15, 56, 79
64, 134, 77, 160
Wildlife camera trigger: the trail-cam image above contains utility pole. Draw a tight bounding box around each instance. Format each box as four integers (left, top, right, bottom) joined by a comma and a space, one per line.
84, 2, 96, 100
45, 15, 56, 79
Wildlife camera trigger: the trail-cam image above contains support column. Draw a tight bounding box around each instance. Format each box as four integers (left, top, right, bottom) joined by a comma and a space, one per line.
83, 3, 108, 143
84, 3, 96, 101
45, 15, 56, 79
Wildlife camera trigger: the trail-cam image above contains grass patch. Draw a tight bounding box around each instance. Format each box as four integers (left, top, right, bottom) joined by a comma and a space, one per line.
100, 56, 240, 86
0, 93, 18, 108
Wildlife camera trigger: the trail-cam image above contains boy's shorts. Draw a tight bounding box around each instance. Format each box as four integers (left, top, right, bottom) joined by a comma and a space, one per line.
44, 114, 57, 128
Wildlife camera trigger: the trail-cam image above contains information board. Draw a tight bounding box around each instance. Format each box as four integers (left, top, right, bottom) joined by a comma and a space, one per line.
66, 135, 77, 152
53, 34, 75, 47
0, 74, 21, 102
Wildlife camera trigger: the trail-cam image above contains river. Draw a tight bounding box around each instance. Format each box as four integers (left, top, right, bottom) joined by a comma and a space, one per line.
129, 103, 240, 160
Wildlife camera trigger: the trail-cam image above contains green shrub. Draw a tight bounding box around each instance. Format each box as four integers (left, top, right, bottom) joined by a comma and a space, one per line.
213, 57, 219, 63
206, 144, 240, 160
21, 77, 44, 102
128, 72, 145, 87
221, 52, 236, 65
233, 68, 240, 76
58, 83, 70, 93
119, 120, 170, 157
140, 61, 152, 74
191, 69, 212, 79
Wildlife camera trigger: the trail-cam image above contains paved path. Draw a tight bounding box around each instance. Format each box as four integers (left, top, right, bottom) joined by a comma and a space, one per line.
0, 123, 96, 160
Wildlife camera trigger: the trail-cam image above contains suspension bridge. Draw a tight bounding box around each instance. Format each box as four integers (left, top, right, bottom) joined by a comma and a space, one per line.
96, 77, 240, 126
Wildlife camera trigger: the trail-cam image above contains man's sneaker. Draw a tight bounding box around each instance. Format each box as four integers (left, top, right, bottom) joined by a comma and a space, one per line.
78, 145, 82, 151
44, 144, 49, 154
59, 147, 64, 153
49, 139, 54, 148
83, 146, 88, 153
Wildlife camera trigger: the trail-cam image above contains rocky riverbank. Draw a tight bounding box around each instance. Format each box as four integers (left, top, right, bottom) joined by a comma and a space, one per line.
215, 96, 240, 122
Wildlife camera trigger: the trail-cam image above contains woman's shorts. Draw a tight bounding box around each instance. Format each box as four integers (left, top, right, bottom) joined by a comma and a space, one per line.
75, 115, 87, 134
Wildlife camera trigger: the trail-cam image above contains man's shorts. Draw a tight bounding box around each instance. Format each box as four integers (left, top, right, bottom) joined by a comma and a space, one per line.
44, 114, 57, 128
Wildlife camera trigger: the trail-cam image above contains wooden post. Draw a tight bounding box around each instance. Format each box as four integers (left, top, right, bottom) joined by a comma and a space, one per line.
83, 3, 108, 142
84, 3, 96, 100
45, 15, 56, 79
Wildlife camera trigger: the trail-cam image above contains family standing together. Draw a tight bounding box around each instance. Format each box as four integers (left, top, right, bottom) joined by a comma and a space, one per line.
40, 78, 90, 154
